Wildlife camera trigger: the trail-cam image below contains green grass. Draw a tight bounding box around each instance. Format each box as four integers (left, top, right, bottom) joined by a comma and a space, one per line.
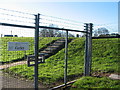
0, 37, 60, 62
92, 38, 119, 73
71, 76, 120, 88
3, 38, 119, 86
4, 38, 85, 84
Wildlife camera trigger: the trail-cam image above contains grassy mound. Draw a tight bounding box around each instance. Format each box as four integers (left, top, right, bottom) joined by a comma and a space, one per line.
71, 76, 120, 88
92, 38, 119, 73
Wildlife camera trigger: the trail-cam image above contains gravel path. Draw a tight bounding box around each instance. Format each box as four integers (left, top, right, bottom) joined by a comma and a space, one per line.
1, 73, 48, 90
0, 61, 27, 70
0, 62, 49, 90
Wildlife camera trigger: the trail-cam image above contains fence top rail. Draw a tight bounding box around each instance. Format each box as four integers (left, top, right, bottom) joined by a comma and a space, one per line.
0, 22, 35, 29
0, 22, 87, 33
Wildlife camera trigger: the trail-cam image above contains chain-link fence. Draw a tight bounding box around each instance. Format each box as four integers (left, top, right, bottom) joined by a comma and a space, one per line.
0, 8, 36, 89
0, 8, 93, 89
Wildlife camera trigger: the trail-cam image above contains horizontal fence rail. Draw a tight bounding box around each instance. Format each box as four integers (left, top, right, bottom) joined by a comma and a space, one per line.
0, 22, 87, 33
0, 22, 35, 29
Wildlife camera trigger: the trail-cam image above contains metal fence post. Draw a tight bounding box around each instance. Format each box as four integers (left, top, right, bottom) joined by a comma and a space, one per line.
64, 30, 68, 85
84, 23, 93, 76
34, 13, 40, 90
84, 23, 89, 76
89, 23, 93, 75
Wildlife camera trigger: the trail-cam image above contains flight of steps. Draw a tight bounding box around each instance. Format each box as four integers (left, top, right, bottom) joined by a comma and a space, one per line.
27, 38, 72, 66
38, 38, 72, 60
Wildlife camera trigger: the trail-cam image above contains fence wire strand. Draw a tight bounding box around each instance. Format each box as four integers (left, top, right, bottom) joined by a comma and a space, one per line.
40, 14, 84, 31
0, 18, 35, 24
0, 8, 34, 16
41, 14, 84, 24
0, 8, 87, 31
0, 8, 35, 26
0, 13, 35, 20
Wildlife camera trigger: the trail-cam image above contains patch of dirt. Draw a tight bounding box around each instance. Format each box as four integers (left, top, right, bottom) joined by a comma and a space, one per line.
92, 71, 120, 79
92, 72, 111, 77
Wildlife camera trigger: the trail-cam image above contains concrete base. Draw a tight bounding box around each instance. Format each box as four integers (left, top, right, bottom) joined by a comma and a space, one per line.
109, 74, 120, 80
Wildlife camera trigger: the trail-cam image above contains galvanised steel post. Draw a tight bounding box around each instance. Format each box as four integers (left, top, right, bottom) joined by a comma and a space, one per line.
84, 23, 89, 76
34, 13, 40, 90
64, 30, 68, 85
89, 23, 93, 76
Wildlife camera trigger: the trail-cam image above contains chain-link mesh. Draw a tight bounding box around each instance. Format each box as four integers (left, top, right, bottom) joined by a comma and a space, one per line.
0, 8, 88, 89
0, 8, 36, 89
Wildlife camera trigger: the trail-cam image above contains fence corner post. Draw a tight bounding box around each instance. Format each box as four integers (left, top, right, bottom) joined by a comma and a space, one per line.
84, 23, 89, 76
89, 23, 93, 76
84, 23, 93, 76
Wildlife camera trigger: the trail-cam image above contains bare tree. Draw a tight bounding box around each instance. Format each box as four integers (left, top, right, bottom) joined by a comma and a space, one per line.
93, 27, 109, 37
39, 24, 74, 37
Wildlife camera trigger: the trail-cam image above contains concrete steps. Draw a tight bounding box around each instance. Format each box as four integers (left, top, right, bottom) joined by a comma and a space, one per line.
38, 38, 72, 60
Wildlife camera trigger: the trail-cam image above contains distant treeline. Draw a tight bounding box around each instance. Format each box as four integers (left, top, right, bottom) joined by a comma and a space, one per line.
98, 33, 120, 37
92, 33, 120, 39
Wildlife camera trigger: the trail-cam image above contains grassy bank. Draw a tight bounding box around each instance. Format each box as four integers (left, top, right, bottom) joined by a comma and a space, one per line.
0, 37, 60, 63
71, 76, 120, 89
3, 38, 119, 87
